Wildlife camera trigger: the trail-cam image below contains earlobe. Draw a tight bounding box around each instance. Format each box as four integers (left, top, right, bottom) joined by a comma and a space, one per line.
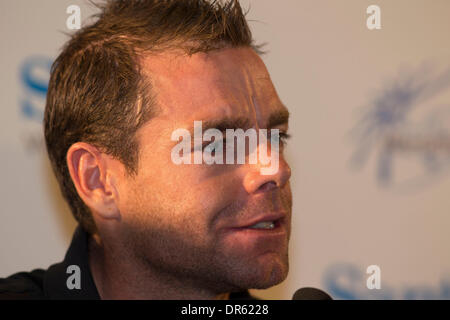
66, 142, 121, 221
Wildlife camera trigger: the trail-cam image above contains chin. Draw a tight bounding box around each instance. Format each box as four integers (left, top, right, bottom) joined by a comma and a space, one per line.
228, 253, 289, 290
253, 261, 289, 289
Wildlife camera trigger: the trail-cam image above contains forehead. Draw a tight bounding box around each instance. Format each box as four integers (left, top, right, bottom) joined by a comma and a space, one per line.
141, 47, 285, 129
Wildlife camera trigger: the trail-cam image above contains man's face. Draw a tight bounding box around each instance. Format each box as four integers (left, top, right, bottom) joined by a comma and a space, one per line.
115, 47, 292, 292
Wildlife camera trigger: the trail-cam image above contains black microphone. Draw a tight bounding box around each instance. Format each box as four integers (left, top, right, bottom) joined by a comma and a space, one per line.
292, 287, 333, 300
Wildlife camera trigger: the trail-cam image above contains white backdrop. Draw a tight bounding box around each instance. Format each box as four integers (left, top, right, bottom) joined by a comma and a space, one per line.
1, 0, 450, 299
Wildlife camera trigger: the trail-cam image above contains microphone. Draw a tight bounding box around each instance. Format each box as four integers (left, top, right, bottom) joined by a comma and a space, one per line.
292, 287, 333, 300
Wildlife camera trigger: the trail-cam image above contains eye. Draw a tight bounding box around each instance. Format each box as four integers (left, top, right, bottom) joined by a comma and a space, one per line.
203, 138, 224, 153
270, 131, 291, 147
279, 132, 291, 146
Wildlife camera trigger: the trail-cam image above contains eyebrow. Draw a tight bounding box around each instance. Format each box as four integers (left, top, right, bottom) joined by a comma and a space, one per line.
187, 108, 290, 136
200, 117, 252, 134
267, 108, 290, 129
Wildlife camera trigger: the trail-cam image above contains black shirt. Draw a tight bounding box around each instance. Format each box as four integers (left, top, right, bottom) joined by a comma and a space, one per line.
0, 226, 258, 300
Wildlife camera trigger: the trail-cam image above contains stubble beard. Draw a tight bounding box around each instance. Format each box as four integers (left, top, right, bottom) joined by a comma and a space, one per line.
120, 188, 292, 294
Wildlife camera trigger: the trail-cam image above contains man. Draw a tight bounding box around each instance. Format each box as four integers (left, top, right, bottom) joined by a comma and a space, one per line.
0, 0, 292, 299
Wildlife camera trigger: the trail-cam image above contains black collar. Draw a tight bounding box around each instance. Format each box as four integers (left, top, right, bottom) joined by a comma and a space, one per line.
43, 225, 257, 300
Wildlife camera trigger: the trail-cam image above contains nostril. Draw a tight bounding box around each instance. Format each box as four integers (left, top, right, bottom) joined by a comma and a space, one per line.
257, 181, 277, 193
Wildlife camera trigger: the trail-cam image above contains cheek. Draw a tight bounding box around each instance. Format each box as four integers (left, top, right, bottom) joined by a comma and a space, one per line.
120, 143, 243, 231
157, 157, 240, 208
186, 168, 244, 218
283, 182, 293, 210
117, 167, 225, 231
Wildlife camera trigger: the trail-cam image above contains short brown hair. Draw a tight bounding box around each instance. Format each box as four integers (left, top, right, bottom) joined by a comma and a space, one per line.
44, 0, 259, 234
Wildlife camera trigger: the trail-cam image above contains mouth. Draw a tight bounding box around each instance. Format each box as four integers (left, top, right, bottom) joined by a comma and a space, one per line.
228, 214, 286, 233
220, 213, 288, 254
245, 218, 282, 230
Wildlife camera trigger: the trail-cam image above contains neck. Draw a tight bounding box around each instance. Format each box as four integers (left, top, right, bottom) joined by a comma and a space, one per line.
88, 234, 231, 300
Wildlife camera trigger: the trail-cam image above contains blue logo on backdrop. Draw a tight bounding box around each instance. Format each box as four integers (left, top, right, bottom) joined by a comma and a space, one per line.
324, 263, 450, 299
19, 56, 52, 122
18, 56, 52, 154
350, 64, 450, 190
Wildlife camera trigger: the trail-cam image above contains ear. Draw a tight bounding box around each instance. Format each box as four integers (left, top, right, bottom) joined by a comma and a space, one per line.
66, 142, 121, 222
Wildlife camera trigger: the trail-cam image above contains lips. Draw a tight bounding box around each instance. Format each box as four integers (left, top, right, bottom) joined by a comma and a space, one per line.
221, 211, 288, 245
233, 212, 286, 229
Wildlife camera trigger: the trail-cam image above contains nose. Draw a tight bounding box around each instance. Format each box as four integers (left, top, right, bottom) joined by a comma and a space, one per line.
243, 155, 291, 194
